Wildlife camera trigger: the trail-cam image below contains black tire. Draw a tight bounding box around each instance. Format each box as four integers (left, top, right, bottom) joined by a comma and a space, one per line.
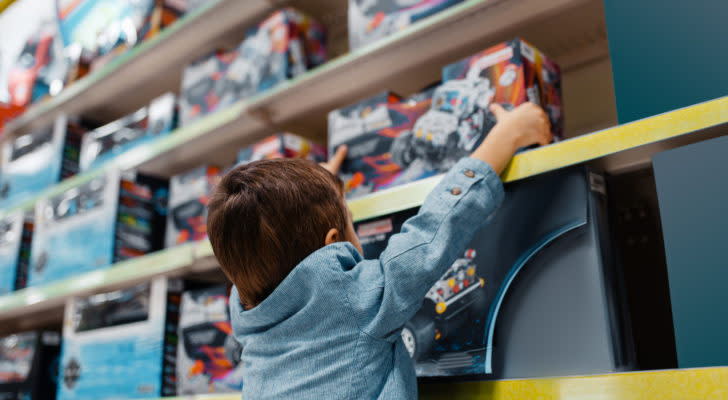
402, 313, 436, 362
390, 130, 415, 168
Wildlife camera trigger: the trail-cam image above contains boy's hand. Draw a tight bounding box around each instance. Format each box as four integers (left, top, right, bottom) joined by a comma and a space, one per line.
321, 145, 347, 175
470, 102, 552, 175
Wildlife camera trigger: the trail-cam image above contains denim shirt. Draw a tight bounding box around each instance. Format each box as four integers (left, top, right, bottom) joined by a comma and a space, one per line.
230, 157, 504, 399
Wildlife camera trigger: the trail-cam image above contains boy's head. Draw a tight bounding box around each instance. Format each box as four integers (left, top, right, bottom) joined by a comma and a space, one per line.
207, 158, 362, 309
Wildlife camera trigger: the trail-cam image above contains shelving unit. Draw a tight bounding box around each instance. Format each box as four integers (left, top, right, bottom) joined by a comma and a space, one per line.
1, 0, 726, 398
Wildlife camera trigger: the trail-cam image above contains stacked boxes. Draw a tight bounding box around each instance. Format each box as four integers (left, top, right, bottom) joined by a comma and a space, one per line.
0, 116, 88, 207
80, 93, 177, 172
329, 39, 563, 198
28, 170, 168, 287
177, 285, 244, 394
0, 212, 32, 294
58, 279, 181, 400
237, 133, 326, 164
0, 331, 61, 400
328, 89, 433, 198
348, 0, 465, 50
180, 8, 326, 126
165, 166, 222, 248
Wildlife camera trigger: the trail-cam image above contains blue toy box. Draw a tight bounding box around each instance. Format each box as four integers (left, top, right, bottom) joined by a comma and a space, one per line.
0, 331, 61, 400
0, 212, 24, 295
165, 165, 222, 248
79, 92, 177, 172
0, 115, 85, 207
28, 170, 168, 287
58, 278, 181, 400
348, 0, 465, 50
177, 285, 244, 394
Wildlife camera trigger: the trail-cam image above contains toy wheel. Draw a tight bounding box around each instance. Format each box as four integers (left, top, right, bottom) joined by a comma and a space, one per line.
390, 130, 415, 168
402, 313, 436, 362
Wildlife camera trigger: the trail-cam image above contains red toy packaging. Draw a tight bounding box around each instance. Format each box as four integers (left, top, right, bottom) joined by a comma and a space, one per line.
237, 133, 326, 164
328, 89, 434, 198
165, 165, 222, 247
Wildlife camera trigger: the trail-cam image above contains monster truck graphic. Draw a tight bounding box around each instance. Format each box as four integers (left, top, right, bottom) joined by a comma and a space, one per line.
391, 76, 507, 172
401, 249, 487, 361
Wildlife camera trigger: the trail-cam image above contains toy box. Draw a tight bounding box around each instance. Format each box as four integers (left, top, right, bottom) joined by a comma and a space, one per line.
28, 170, 168, 287
58, 278, 181, 400
348, 0, 465, 50
8, 23, 69, 106
0, 115, 88, 207
442, 38, 563, 139
219, 8, 326, 108
237, 134, 326, 164
0, 212, 33, 295
80, 93, 177, 172
328, 89, 434, 198
160, 0, 211, 29
179, 49, 238, 126
354, 167, 634, 378
176, 285, 243, 394
165, 166, 222, 248
0, 331, 61, 400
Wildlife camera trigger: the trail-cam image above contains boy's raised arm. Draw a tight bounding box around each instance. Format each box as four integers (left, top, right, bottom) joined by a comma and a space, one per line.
347, 102, 552, 341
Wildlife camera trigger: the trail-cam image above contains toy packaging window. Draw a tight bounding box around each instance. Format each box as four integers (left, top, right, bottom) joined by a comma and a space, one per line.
177, 285, 244, 394
58, 278, 181, 400
165, 165, 222, 248
354, 167, 633, 379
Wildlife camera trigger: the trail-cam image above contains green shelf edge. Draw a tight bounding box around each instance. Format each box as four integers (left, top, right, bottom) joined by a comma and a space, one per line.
0, 243, 195, 313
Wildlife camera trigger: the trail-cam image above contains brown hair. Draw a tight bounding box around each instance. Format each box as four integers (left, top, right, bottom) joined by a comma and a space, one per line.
207, 158, 349, 308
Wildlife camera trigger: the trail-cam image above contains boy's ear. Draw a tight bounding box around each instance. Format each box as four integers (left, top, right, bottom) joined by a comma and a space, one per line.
324, 228, 339, 246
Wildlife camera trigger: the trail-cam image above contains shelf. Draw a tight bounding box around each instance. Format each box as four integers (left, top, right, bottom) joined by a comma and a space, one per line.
350, 95, 728, 221
1, 0, 274, 140
0, 244, 197, 335
419, 367, 728, 400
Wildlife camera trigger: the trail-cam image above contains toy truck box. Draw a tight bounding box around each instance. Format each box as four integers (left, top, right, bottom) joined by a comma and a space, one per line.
441, 38, 563, 140
0, 115, 87, 207
237, 133, 326, 164
354, 166, 634, 379
165, 165, 222, 248
80, 92, 177, 172
28, 170, 168, 287
0, 212, 33, 295
176, 285, 244, 394
328, 89, 434, 198
0, 331, 61, 400
219, 8, 327, 108
348, 0, 465, 50
58, 278, 181, 400
179, 49, 238, 126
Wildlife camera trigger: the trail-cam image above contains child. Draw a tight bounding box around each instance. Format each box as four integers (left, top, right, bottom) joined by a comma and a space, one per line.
207, 103, 551, 399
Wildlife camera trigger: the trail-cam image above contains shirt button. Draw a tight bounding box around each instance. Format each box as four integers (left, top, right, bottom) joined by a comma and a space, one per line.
464, 170, 475, 178
451, 187, 462, 196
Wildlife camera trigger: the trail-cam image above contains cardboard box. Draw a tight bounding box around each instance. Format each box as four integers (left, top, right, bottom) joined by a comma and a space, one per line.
165, 165, 222, 248
28, 170, 168, 287
237, 133, 326, 164
442, 38, 563, 138
0, 212, 33, 295
354, 167, 633, 378
177, 285, 244, 394
219, 8, 326, 108
179, 49, 238, 126
0, 331, 61, 400
80, 93, 177, 172
0, 115, 87, 207
58, 278, 181, 400
348, 0, 465, 50
328, 89, 433, 198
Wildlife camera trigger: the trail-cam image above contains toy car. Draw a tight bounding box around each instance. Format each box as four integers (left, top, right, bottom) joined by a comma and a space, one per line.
401, 249, 487, 361
391, 76, 505, 172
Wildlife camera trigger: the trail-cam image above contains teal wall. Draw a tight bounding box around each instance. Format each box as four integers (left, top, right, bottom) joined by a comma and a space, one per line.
603, 0, 728, 123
